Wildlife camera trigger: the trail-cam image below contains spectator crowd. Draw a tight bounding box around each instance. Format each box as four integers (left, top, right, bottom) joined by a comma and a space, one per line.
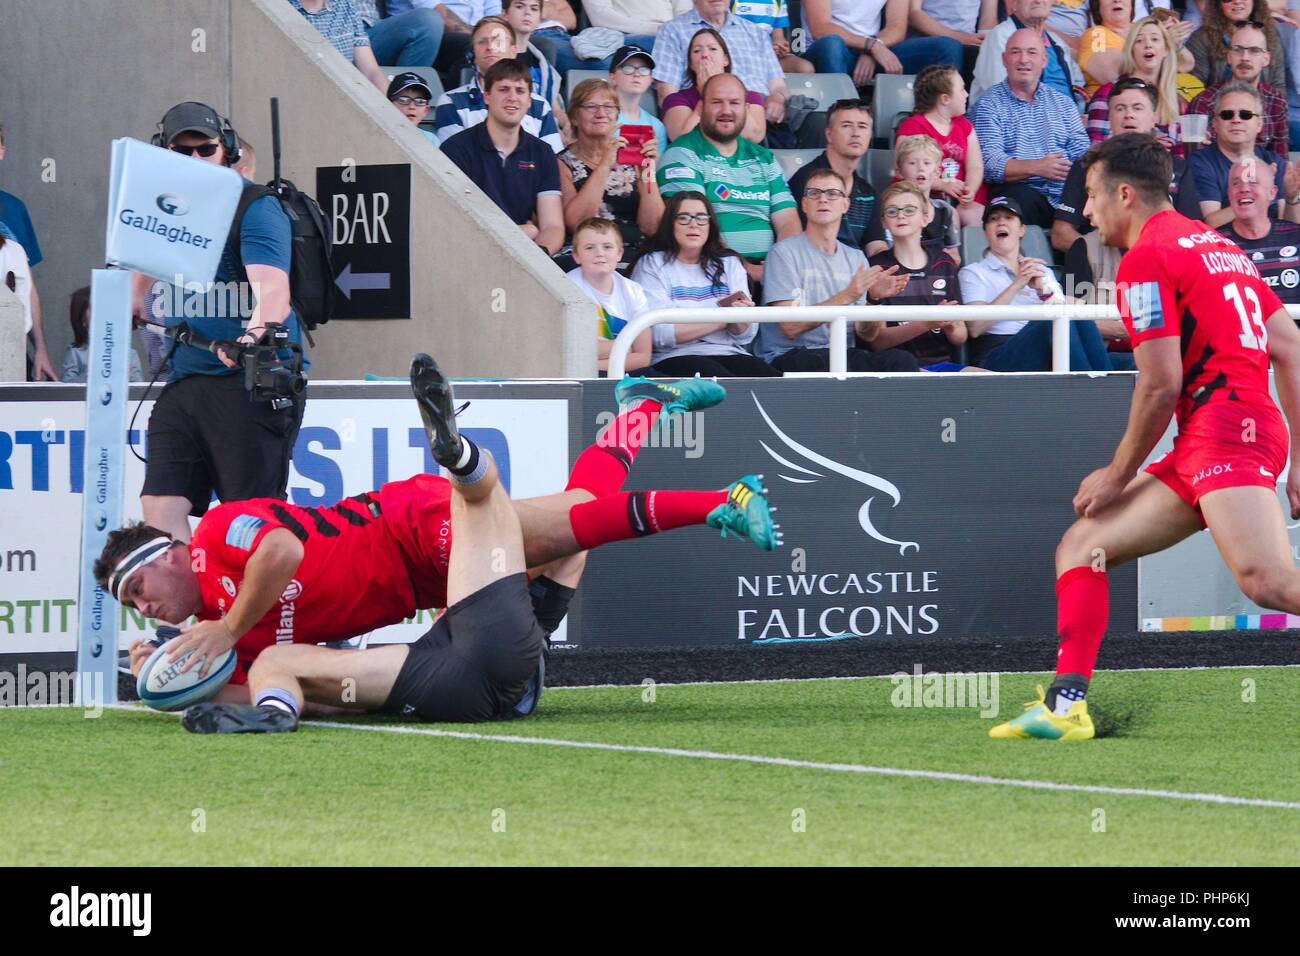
9, 0, 1300, 380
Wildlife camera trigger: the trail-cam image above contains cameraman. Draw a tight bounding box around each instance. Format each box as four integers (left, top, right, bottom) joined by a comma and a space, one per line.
133, 102, 307, 542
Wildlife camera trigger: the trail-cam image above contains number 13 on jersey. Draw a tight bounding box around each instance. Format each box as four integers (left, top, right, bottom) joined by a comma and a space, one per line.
1225, 281, 1268, 351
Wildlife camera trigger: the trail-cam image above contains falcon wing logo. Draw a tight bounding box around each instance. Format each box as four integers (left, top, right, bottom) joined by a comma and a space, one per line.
752, 394, 919, 555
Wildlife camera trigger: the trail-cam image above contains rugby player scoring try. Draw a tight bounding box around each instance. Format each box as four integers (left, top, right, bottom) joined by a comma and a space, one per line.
97, 359, 782, 733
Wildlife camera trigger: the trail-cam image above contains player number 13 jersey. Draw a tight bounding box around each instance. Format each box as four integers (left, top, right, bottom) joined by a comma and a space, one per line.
1117, 210, 1283, 424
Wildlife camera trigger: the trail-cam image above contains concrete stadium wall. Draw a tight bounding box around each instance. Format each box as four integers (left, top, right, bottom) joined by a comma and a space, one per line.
0, 0, 595, 380
0, 0, 234, 376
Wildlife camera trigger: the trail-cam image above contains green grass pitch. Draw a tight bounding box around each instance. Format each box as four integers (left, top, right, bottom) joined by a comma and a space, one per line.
2, 667, 1295, 865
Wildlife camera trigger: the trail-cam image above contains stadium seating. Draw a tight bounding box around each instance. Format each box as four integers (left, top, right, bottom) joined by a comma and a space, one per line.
383, 66, 445, 104
871, 74, 915, 148
773, 148, 825, 181
565, 68, 659, 115
783, 72, 858, 112
960, 224, 1054, 267
861, 148, 894, 190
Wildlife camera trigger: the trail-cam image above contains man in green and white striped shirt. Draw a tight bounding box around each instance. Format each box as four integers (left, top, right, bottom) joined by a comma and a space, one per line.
656, 74, 801, 282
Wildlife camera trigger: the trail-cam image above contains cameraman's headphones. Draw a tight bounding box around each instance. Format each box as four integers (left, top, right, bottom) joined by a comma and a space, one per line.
151, 102, 241, 166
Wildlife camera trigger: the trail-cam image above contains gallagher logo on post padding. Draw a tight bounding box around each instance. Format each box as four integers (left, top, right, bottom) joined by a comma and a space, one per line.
117, 190, 214, 249
155, 193, 189, 216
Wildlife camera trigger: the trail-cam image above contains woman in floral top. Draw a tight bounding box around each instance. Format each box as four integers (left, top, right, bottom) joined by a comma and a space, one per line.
557, 79, 665, 264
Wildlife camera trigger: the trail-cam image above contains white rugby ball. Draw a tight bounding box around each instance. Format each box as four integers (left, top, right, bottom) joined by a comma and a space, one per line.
136, 643, 237, 712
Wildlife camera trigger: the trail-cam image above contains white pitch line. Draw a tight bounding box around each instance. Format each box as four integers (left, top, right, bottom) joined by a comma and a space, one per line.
545, 662, 1300, 691
306, 719, 1300, 811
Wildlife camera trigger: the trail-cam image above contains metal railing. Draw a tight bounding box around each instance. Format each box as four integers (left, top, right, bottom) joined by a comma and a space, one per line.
605, 304, 1126, 380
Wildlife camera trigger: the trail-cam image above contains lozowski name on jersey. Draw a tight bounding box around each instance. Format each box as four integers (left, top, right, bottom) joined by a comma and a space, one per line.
1200, 249, 1262, 279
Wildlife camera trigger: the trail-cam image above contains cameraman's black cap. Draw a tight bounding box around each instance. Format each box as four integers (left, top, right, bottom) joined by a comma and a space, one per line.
161, 101, 223, 145
387, 71, 434, 100
983, 194, 1026, 225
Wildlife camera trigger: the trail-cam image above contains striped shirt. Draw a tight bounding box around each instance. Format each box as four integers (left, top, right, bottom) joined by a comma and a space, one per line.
657, 127, 797, 260
652, 11, 784, 95
970, 79, 1089, 204
730, 0, 789, 37
290, 0, 370, 63
434, 77, 564, 153
523, 45, 562, 110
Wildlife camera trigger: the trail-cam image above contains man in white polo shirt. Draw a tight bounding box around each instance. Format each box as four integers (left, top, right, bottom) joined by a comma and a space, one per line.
958, 195, 1111, 371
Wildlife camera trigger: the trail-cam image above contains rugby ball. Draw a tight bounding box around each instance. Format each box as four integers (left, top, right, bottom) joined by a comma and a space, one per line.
136, 643, 236, 712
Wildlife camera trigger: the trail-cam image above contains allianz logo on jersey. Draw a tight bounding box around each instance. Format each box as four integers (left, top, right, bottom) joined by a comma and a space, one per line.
751, 393, 919, 555
275, 579, 303, 643
1176, 230, 1229, 249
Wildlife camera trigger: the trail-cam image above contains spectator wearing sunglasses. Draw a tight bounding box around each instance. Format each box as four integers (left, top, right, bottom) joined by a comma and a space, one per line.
388, 72, 441, 145
1189, 80, 1298, 226
1189, 20, 1289, 157
127, 101, 304, 542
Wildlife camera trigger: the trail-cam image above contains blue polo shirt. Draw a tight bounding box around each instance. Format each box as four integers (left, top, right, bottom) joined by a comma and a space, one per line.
440, 123, 561, 225
1189, 144, 1288, 208
0, 190, 41, 266
157, 189, 305, 380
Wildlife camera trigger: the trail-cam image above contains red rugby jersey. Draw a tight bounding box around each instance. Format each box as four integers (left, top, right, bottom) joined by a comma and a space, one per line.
186, 475, 453, 678
1117, 210, 1284, 425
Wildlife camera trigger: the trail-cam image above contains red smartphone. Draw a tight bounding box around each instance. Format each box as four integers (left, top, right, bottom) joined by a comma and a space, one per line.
617, 125, 653, 166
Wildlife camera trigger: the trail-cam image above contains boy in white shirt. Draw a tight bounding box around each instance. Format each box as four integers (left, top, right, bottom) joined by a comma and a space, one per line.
566, 218, 654, 373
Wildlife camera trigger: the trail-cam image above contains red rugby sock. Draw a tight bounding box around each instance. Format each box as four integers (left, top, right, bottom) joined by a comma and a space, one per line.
564, 400, 664, 497
568, 489, 727, 549
1055, 566, 1109, 681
